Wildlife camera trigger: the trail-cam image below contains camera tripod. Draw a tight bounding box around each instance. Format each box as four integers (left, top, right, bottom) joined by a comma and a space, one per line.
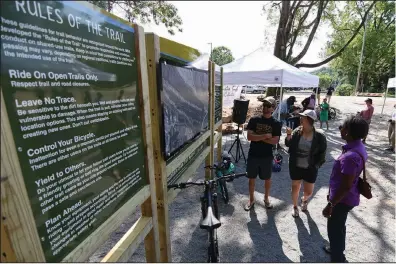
228, 124, 246, 163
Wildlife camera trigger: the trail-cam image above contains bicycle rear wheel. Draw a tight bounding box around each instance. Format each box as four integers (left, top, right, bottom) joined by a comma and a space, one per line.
329, 107, 336, 120
207, 230, 219, 263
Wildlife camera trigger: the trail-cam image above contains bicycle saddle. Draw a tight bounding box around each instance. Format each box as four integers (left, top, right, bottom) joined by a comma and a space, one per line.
200, 207, 221, 230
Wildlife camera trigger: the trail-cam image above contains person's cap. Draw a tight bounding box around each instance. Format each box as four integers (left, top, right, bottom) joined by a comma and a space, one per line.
289, 96, 296, 103
263, 96, 276, 106
299, 109, 317, 121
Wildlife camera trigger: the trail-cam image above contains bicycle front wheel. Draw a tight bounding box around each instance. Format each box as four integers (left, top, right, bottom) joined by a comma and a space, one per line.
218, 180, 229, 204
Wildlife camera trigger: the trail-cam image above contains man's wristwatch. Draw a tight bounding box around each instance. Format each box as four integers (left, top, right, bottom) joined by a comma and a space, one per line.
328, 201, 335, 208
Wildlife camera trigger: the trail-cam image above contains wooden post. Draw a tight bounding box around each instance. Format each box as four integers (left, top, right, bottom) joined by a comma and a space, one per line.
217, 67, 224, 163
1, 220, 16, 262
205, 61, 214, 180
210, 62, 215, 169
1, 92, 46, 262
145, 33, 171, 262
134, 24, 160, 263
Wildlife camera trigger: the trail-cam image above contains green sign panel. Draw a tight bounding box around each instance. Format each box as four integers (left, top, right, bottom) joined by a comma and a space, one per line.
0, 1, 146, 262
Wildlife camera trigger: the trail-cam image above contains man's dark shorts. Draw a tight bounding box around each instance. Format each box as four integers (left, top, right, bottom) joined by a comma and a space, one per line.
246, 156, 273, 180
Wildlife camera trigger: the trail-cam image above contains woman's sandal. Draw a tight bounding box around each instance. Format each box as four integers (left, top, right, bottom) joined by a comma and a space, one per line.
244, 202, 255, 211
292, 206, 299, 218
264, 200, 273, 209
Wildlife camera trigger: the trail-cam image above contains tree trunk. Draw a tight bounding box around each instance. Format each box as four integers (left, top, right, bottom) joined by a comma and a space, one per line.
265, 87, 285, 98
273, 1, 290, 61
295, 0, 376, 68
268, 1, 290, 98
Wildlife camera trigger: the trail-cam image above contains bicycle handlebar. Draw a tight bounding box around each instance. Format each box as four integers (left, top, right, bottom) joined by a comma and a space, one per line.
167, 172, 247, 190
204, 165, 218, 170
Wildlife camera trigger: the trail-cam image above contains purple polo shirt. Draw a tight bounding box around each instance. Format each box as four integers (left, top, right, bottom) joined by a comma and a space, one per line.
329, 140, 367, 206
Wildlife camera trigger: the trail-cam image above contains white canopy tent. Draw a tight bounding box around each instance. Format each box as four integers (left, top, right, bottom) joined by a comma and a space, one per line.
222, 47, 320, 120
381, 77, 396, 116
186, 53, 221, 72
222, 47, 319, 88
387, 77, 396, 88
187, 54, 244, 109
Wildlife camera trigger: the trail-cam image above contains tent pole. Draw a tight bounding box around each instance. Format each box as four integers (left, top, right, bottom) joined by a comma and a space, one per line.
380, 85, 389, 117
278, 84, 283, 121
315, 87, 319, 106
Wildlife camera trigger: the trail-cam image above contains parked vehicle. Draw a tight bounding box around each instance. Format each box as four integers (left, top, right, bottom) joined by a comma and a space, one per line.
241, 85, 266, 94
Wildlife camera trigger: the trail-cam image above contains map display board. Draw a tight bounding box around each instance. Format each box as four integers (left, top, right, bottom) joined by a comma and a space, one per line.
0, 1, 146, 261
160, 63, 209, 158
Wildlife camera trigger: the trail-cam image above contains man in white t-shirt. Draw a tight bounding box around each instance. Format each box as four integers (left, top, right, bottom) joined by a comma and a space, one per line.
386, 104, 396, 152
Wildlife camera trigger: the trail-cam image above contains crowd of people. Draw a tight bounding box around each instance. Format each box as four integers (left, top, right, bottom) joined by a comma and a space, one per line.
243, 93, 393, 262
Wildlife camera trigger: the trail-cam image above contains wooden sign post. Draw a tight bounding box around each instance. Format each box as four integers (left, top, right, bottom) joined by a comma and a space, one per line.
1, 1, 159, 262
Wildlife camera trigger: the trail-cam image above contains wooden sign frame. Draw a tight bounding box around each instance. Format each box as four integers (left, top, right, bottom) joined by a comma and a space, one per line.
144, 34, 223, 262
0, 3, 160, 262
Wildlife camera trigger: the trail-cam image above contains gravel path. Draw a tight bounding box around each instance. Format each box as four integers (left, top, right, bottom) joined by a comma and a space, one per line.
90, 95, 395, 263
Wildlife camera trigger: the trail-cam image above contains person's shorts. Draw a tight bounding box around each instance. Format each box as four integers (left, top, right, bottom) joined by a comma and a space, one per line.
290, 166, 318, 184
247, 156, 273, 180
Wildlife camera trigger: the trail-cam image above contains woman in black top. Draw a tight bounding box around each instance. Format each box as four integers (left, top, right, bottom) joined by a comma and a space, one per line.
285, 110, 327, 217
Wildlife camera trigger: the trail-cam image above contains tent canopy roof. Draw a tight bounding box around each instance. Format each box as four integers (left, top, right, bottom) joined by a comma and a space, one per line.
222, 47, 319, 88
387, 77, 395, 88
186, 53, 221, 72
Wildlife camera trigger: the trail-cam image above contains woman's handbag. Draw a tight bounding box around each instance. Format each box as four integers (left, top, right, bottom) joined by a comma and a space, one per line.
351, 150, 373, 199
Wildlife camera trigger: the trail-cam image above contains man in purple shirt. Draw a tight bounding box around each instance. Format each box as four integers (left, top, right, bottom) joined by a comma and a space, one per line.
322, 116, 369, 263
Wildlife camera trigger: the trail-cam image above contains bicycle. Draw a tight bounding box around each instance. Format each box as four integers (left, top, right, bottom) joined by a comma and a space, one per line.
315, 106, 337, 120
167, 170, 247, 262
329, 107, 336, 120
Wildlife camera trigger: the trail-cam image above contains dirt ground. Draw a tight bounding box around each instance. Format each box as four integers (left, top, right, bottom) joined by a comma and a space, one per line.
90, 94, 395, 263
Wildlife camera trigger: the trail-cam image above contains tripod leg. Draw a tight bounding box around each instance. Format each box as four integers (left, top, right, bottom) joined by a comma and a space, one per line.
228, 138, 237, 161
237, 138, 247, 164
228, 138, 237, 153
240, 141, 247, 163
235, 139, 240, 163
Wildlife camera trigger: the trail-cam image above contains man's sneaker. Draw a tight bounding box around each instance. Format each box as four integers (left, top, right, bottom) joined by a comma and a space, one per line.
292, 206, 299, 218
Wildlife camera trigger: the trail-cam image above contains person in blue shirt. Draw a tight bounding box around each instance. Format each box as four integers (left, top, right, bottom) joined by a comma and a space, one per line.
272, 96, 296, 125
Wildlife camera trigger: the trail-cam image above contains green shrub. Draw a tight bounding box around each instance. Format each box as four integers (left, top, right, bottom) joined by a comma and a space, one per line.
335, 84, 355, 96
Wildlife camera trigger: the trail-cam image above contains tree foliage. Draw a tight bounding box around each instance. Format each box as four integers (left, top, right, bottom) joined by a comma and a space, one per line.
318, 73, 332, 88
335, 84, 355, 96
296, 0, 377, 68
211, 46, 234, 66
88, 0, 183, 35
263, 0, 376, 69
325, 1, 395, 92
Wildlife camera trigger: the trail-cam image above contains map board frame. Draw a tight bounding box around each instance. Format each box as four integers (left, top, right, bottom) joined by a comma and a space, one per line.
144, 33, 224, 262
1, 1, 159, 262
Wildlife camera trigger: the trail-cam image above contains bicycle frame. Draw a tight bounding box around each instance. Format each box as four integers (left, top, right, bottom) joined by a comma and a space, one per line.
200, 180, 220, 262
167, 171, 246, 263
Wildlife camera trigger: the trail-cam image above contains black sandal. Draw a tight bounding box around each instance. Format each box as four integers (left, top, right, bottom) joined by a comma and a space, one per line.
264, 200, 273, 209
244, 202, 255, 211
